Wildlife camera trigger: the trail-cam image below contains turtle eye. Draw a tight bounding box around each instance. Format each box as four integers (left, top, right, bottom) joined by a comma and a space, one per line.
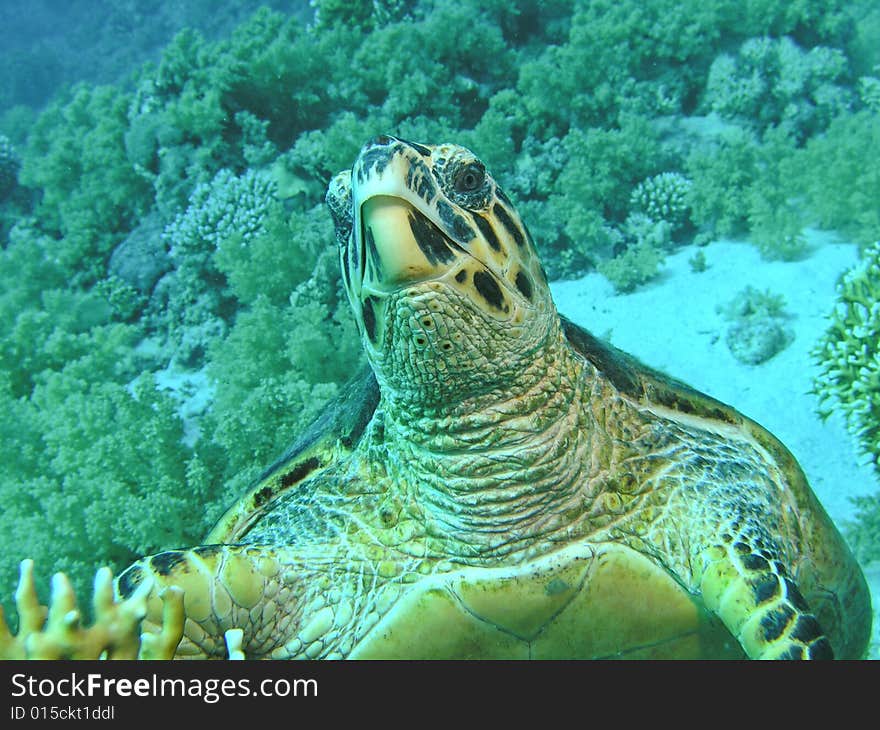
454, 163, 486, 193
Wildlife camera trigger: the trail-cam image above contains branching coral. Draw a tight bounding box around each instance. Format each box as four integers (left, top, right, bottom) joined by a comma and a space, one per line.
0, 560, 184, 660
813, 242, 880, 467
157, 167, 280, 365
813, 241, 880, 561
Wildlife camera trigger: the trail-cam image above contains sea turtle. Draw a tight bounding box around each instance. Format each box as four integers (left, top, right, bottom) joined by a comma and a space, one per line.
2, 136, 871, 660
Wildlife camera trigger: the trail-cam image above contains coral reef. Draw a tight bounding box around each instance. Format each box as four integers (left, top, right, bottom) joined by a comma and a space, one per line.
705, 35, 852, 142
157, 168, 280, 365
797, 111, 880, 246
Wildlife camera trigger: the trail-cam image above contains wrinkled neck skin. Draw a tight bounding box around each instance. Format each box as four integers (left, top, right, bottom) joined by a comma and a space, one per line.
357, 287, 601, 558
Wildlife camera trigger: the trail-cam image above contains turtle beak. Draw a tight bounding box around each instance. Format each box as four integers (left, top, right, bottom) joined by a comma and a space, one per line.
360, 196, 462, 294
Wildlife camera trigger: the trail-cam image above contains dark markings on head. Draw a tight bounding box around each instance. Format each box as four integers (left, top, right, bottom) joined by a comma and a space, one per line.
409, 208, 456, 266
365, 226, 383, 278
761, 604, 795, 642
455, 269, 467, 283
117, 565, 144, 599
150, 550, 187, 577
472, 213, 502, 252
362, 296, 377, 342
394, 137, 432, 157
349, 231, 361, 274
329, 204, 352, 247
406, 160, 437, 203
515, 270, 533, 300
437, 200, 474, 242
473, 270, 505, 310
417, 176, 437, 203
753, 575, 780, 604
493, 202, 526, 248
280, 456, 320, 489
252, 485, 274, 507
357, 144, 394, 185
789, 615, 823, 644
808, 639, 833, 659
495, 186, 512, 206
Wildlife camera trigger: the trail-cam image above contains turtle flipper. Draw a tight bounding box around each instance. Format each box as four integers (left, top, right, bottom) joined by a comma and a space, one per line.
117, 543, 355, 659
698, 541, 833, 659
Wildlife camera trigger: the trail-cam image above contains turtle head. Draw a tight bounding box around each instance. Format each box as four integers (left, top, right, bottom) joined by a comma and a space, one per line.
327, 136, 556, 408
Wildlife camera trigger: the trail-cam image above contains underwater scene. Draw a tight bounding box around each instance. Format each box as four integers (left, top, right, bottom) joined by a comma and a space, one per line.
0, 0, 878, 659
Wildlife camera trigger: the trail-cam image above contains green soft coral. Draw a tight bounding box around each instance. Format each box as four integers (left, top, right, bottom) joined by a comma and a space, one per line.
0, 134, 19, 199
539, 116, 667, 277
19, 84, 152, 284
0, 248, 210, 613
0, 373, 212, 616
798, 111, 880, 246
705, 35, 852, 140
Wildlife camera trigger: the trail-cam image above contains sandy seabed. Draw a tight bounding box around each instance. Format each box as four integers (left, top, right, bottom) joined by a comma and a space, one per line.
550, 231, 880, 658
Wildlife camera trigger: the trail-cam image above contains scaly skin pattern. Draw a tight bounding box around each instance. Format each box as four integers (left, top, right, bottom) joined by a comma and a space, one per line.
3, 137, 870, 659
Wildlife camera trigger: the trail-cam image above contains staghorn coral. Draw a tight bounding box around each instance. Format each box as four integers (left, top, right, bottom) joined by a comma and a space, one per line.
0, 560, 184, 660
813, 242, 880, 470
813, 241, 880, 562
